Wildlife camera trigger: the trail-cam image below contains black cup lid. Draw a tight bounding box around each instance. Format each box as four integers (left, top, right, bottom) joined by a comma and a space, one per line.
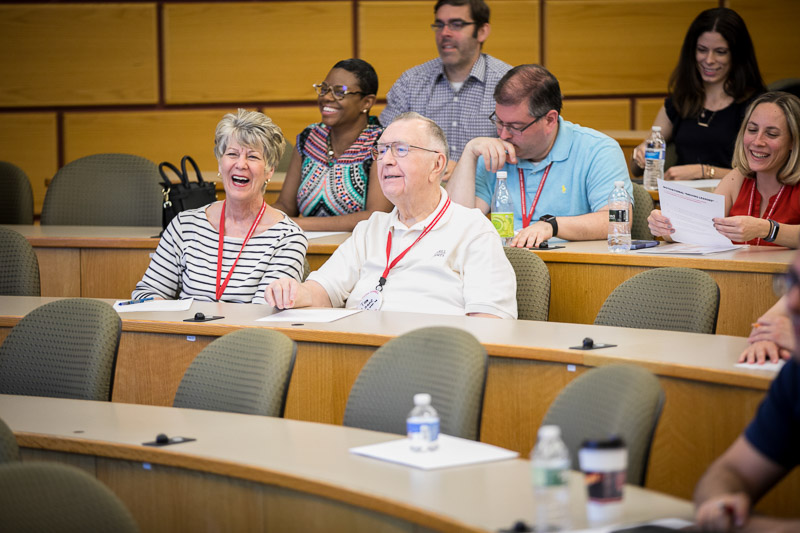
581, 436, 626, 449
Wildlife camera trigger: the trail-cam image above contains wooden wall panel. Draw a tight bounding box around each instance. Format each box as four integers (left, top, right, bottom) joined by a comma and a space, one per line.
730, 0, 800, 85
359, 1, 435, 99
163, 2, 352, 104
0, 5, 158, 107
64, 110, 235, 173
0, 113, 57, 214
561, 99, 630, 130
361, 1, 538, 99
263, 106, 325, 146
546, 0, 716, 96
635, 97, 665, 130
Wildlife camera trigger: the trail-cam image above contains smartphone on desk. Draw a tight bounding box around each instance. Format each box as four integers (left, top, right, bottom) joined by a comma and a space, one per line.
630, 240, 659, 250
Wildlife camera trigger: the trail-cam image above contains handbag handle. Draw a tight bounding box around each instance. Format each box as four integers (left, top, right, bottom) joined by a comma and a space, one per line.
158, 161, 183, 189
181, 155, 205, 185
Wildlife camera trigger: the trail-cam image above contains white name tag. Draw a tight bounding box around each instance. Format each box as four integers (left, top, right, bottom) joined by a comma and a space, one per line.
358, 290, 383, 311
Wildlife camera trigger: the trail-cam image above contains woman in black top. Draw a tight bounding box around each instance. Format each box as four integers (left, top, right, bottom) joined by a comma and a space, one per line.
632, 8, 765, 180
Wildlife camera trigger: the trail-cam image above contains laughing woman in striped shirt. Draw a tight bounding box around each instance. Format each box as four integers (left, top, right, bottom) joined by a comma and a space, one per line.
133, 109, 308, 304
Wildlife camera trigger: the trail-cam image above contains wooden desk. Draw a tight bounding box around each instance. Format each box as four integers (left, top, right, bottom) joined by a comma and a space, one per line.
1, 394, 694, 533
530, 241, 791, 337
2, 224, 348, 299
0, 296, 795, 517
603, 129, 648, 170
6, 222, 788, 336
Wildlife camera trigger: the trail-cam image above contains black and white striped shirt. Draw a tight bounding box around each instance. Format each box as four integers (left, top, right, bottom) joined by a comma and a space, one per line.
133, 207, 307, 304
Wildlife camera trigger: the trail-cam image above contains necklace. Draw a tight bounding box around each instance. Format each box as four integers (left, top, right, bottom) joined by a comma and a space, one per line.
326, 129, 335, 167
697, 109, 717, 128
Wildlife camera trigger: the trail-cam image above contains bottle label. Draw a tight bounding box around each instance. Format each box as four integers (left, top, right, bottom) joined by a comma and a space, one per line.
491, 212, 514, 238
533, 466, 568, 487
584, 470, 626, 503
644, 149, 664, 160
407, 419, 440, 442
608, 209, 629, 223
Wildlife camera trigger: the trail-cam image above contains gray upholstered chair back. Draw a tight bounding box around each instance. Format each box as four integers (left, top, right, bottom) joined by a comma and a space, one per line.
0, 418, 19, 464
542, 364, 665, 486
0, 226, 40, 296
0, 161, 34, 224
631, 182, 655, 240
276, 139, 294, 173
594, 267, 720, 334
343, 326, 488, 440
0, 462, 139, 532
0, 298, 122, 400
41, 153, 162, 226
503, 247, 550, 321
173, 329, 297, 417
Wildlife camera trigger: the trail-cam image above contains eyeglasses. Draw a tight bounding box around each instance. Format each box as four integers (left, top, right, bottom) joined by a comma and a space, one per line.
489, 111, 546, 135
371, 142, 441, 160
312, 83, 366, 99
774, 268, 800, 297
430, 19, 477, 32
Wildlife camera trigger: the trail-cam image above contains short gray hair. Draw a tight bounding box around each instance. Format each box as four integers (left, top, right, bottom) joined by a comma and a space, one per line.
214, 109, 285, 170
393, 112, 450, 162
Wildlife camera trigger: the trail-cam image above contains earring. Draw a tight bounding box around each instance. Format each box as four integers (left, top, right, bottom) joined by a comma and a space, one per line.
362, 109, 368, 114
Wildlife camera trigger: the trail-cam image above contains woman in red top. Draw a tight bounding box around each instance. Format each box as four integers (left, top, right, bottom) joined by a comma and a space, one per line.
648, 91, 800, 248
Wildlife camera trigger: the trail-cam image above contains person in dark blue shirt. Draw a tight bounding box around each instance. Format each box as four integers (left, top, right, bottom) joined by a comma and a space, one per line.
693, 253, 800, 531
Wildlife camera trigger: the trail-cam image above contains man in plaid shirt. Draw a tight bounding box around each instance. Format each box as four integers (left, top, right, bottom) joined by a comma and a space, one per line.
380, 0, 511, 167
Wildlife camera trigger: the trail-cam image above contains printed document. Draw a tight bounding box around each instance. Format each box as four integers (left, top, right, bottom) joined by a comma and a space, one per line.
655, 179, 743, 252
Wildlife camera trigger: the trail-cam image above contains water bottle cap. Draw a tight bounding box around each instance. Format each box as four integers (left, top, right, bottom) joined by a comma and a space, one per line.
614, 180, 625, 188
652, 126, 661, 132
497, 170, 508, 179
413, 393, 432, 406
538, 425, 561, 440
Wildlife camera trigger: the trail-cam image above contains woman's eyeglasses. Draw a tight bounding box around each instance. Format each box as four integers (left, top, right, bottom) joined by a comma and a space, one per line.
371, 142, 440, 160
313, 83, 366, 99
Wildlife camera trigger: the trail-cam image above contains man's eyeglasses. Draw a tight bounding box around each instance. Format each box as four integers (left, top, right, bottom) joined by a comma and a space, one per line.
313, 83, 366, 99
489, 111, 546, 135
430, 19, 477, 32
371, 142, 441, 160
774, 268, 800, 297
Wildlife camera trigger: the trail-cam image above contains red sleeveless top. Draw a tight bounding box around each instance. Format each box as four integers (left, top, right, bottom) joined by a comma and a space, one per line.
729, 177, 800, 246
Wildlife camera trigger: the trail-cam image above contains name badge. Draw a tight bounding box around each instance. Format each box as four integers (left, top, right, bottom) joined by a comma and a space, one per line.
358, 290, 383, 311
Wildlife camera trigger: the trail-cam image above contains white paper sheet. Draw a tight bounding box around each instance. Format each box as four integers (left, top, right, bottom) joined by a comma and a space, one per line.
735, 359, 785, 372
657, 179, 733, 247
114, 298, 193, 313
349, 434, 518, 470
635, 242, 745, 255
256, 308, 361, 323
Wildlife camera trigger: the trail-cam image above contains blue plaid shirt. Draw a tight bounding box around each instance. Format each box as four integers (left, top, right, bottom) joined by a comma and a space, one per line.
380, 54, 512, 161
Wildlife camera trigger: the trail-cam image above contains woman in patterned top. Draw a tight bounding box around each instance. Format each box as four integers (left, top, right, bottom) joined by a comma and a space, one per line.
272, 59, 392, 231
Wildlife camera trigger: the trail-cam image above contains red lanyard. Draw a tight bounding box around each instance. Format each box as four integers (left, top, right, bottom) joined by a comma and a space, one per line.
518, 163, 553, 228
747, 181, 785, 246
377, 197, 451, 289
215, 200, 266, 300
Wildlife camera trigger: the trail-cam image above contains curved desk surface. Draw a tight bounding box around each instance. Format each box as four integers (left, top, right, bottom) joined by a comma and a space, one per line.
1, 394, 693, 532
2, 296, 796, 518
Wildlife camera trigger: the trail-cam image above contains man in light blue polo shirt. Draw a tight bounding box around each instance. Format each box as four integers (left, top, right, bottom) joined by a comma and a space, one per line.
447, 64, 631, 248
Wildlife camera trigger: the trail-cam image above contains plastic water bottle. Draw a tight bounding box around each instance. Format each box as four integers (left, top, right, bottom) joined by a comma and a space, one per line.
407, 393, 439, 452
491, 171, 514, 246
607, 181, 632, 253
531, 425, 571, 532
643, 126, 665, 191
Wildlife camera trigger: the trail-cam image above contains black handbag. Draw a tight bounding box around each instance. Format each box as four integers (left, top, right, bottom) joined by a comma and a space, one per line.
159, 155, 217, 229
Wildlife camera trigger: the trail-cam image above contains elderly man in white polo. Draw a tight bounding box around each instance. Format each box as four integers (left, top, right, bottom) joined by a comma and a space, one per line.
265, 112, 517, 319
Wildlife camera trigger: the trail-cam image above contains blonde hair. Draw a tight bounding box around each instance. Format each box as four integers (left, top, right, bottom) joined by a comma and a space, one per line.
214, 109, 285, 170
732, 91, 800, 186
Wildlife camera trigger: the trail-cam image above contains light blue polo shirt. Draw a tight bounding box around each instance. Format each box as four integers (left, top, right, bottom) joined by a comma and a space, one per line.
475, 117, 632, 233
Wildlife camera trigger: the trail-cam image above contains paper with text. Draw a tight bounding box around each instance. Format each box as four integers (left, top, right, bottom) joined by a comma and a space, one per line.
657, 179, 732, 247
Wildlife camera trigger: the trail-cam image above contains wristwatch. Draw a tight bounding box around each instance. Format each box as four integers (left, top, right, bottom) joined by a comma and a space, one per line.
539, 215, 558, 237
764, 219, 780, 242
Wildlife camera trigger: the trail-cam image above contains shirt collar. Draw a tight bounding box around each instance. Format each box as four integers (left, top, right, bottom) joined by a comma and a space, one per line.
389, 187, 450, 231
435, 54, 488, 84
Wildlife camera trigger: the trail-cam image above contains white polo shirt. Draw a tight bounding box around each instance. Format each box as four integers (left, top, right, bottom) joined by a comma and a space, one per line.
308, 188, 517, 319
